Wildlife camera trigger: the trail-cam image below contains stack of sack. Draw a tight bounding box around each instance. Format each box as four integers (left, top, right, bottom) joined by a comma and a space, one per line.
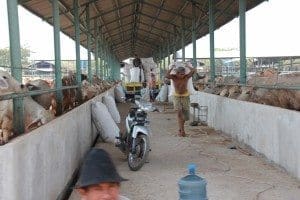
155, 83, 168, 102
91, 93, 121, 144
141, 57, 158, 82
123, 57, 158, 83
130, 67, 145, 82
123, 63, 132, 82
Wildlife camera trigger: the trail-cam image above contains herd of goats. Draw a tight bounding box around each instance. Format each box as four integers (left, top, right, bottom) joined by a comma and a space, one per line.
194, 69, 300, 111
0, 68, 299, 145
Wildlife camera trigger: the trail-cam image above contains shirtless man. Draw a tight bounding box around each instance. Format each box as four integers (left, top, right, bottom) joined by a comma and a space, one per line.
165, 63, 196, 137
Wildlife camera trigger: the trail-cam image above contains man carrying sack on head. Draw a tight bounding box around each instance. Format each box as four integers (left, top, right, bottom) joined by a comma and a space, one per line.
165, 62, 196, 137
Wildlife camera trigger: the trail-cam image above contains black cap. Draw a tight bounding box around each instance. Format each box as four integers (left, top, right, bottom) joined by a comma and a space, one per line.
75, 148, 128, 188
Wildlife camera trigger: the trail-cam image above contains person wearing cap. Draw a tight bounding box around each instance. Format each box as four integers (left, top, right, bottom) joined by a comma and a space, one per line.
75, 148, 129, 200
165, 62, 196, 137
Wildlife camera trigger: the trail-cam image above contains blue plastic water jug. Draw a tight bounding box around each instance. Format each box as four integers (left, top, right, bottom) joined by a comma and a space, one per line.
178, 163, 207, 200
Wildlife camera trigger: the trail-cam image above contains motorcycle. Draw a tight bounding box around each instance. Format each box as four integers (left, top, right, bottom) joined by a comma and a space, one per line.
116, 104, 151, 171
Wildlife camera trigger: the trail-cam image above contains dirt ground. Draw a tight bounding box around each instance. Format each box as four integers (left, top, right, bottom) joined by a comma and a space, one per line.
70, 102, 300, 200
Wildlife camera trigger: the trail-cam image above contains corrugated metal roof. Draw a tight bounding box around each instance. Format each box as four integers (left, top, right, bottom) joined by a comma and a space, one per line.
19, 0, 265, 61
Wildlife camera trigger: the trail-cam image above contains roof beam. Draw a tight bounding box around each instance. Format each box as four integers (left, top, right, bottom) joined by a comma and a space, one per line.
112, 36, 158, 51
112, 38, 132, 49
136, 36, 160, 47
90, 1, 135, 20
142, 1, 192, 20
138, 28, 165, 40
167, 1, 191, 53
214, 0, 236, 24
185, 0, 204, 6
117, 43, 151, 53
195, 0, 209, 28
135, 41, 156, 50
100, 13, 133, 29
113, 42, 153, 54
43, 0, 96, 22
116, 44, 151, 56
18, 0, 32, 3
48, 0, 87, 34
166, 1, 189, 30
131, 0, 143, 55
139, 21, 175, 35
109, 27, 132, 39
139, 12, 180, 28
102, 21, 133, 36
90, 2, 115, 48
142, 0, 164, 46
113, 0, 125, 42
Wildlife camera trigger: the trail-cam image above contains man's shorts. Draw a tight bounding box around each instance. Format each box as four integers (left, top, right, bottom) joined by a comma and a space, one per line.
173, 95, 190, 121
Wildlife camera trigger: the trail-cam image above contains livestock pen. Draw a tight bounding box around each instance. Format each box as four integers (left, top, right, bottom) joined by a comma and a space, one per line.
1, 0, 300, 199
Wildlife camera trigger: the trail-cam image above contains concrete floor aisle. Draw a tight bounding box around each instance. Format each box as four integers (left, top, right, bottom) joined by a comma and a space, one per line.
70, 102, 300, 200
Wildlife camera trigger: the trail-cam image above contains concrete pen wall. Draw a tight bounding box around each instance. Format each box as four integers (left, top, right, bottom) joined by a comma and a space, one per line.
191, 92, 300, 180
0, 88, 114, 200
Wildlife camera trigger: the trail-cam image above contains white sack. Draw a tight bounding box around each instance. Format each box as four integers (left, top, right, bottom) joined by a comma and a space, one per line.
141, 87, 150, 102
155, 84, 168, 102
114, 84, 126, 103
130, 67, 145, 82
102, 95, 121, 124
141, 57, 157, 72
168, 62, 196, 95
91, 101, 120, 143
168, 85, 173, 103
124, 63, 132, 82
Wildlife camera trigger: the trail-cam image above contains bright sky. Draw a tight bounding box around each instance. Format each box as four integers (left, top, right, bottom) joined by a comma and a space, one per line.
0, 0, 300, 60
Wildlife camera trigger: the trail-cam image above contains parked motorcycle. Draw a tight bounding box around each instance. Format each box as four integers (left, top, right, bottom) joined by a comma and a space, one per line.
116, 105, 151, 171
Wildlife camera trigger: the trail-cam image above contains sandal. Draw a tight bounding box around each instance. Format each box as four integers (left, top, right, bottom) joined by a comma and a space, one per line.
181, 131, 186, 137
178, 129, 183, 137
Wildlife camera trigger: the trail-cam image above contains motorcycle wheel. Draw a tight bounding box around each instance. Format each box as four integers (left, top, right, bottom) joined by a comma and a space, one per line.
128, 134, 150, 171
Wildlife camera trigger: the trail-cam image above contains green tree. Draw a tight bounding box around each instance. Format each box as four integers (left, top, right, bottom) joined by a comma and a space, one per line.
0, 46, 31, 67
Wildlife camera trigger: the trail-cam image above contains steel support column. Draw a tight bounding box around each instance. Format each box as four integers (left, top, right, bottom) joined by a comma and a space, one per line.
209, 0, 215, 83
86, 4, 92, 83
111, 58, 114, 80
159, 47, 163, 80
100, 33, 104, 78
104, 50, 107, 80
181, 17, 185, 62
74, 0, 82, 102
98, 46, 101, 78
116, 57, 121, 80
7, 0, 24, 134
108, 54, 112, 80
239, 0, 247, 84
115, 57, 120, 80
52, 0, 63, 115
95, 20, 99, 77
192, 2, 197, 67
100, 58, 103, 78
163, 45, 166, 73
105, 47, 108, 79
167, 33, 171, 66
173, 26, 177, 61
